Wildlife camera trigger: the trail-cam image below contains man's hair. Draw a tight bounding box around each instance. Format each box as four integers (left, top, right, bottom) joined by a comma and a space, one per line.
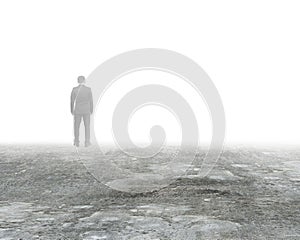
77, 76, 85, 83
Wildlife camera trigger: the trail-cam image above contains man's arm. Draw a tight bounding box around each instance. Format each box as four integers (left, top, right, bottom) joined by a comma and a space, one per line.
70, 88, 75, 114
90, 89, 93, 114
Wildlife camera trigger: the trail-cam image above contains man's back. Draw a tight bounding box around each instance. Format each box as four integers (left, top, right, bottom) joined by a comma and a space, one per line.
71, 85, 93, 115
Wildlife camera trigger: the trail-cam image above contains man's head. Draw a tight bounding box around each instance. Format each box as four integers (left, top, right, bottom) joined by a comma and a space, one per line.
77, 76, 86, 84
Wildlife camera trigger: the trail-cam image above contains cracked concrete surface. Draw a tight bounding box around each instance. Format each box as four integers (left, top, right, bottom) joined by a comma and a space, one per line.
0, 145, 299, 239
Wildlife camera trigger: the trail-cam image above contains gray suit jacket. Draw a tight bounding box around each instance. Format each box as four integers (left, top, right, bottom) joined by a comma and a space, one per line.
71, 85, 93, 115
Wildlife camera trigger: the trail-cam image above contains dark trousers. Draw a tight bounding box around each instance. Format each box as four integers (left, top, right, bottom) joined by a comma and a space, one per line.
74, 114, 90, 144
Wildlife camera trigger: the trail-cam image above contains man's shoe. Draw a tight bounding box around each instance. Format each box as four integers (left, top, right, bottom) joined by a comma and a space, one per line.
85, 142, 91, 147
74, 142, 79, 147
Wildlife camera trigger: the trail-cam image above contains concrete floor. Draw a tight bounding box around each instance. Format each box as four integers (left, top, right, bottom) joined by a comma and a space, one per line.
0, 145, 299, 239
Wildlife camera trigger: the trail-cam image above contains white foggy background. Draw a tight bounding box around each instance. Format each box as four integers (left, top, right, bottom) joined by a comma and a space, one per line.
94, 70, 211, 146
0, 1, 300, 145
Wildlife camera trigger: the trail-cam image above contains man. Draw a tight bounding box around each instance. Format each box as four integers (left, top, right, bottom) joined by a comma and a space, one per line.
70, 76, 93, 147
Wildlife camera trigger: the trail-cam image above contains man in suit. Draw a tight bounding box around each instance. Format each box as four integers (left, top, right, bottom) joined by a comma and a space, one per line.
71, 76, 93, 147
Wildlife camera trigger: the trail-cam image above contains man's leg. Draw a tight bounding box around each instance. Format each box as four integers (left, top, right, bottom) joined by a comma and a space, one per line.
83, 114, 91, 146
74, 114, 82, 146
